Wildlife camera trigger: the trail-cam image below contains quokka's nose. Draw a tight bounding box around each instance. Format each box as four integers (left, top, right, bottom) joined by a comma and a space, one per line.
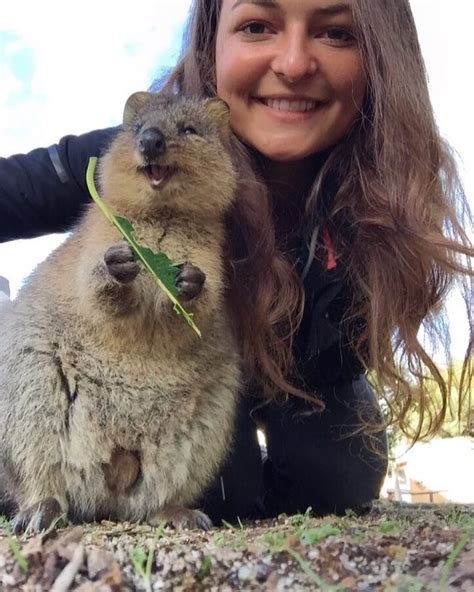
138, 127, 166, 160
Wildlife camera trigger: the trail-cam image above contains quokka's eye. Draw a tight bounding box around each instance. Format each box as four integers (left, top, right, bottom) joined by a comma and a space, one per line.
182, 125, 198, 136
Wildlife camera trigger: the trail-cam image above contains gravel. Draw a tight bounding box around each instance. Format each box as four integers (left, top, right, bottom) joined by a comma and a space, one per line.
1, 501, 473, 591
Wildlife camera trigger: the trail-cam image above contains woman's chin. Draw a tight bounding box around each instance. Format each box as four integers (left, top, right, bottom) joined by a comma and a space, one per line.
244, 137, 326, 163
259, 148, 321, 163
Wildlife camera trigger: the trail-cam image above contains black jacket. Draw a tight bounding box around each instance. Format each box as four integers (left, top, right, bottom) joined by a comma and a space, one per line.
0, 128, 119, 241
0, 129, 363, 386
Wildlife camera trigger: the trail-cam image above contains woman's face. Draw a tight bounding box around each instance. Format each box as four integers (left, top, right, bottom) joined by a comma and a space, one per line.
215, 0, 366, 162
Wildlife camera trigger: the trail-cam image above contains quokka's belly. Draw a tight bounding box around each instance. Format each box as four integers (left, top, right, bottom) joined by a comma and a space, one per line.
63, 418, 221, 523
61, 369, 237, 522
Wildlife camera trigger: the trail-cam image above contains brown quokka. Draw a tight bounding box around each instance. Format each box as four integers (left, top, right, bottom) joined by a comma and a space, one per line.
0, 92, 241, 533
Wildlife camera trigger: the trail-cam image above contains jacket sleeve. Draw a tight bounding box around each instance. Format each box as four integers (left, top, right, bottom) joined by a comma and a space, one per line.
0, 127, 120, 243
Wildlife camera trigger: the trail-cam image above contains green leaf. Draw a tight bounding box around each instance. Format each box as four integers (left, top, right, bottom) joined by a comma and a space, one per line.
86, 157, 201, 337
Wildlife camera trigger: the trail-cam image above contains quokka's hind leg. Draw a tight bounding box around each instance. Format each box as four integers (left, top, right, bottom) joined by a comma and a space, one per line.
0, 464, 17, 518
1, 356, 74, 533
148, 505, 213, 531
7, 461, 68, 534
12, 497, 63, 534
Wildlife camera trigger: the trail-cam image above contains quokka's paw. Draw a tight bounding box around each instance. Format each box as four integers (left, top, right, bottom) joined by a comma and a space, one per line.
12, 497, 63, 534
149, 505, 212, 531
175, 262, 206, 301
104, 242, 140, 284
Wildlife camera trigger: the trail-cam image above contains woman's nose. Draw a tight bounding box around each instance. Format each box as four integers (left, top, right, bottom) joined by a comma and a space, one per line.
271, 32, 317, 82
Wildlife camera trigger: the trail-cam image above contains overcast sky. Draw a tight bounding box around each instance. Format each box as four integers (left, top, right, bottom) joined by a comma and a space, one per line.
0, 0, 472, 362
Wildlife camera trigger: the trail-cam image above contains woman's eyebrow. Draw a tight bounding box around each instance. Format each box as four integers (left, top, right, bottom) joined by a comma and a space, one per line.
232, 0, 278, 9
231, 1, 352, 16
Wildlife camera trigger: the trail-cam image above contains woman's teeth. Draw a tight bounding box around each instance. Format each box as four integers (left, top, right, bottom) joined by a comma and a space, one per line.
262, 98, 318, 112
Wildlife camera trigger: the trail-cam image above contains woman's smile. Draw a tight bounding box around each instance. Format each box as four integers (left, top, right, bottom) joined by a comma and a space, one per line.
253, 95, 327, 123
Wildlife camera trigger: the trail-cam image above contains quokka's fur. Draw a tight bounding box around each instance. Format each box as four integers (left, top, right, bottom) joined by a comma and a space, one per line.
0, 93, 241, 532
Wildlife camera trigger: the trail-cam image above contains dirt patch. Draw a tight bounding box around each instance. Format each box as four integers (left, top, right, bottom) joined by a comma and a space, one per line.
1, 501, 473, 591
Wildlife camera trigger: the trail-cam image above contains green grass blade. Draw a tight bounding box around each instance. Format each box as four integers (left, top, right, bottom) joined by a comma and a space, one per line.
86, 157, 201, 337
0, 517, 29, 574
439, 530, 472, 591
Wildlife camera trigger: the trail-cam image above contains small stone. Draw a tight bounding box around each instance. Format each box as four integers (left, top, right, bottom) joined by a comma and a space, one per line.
99, 562, 123, 589
227, 571, 240, 587
172, 557, 186, 572
238, 565, 256, 581
279, 575, 295, 589
87, 548, 115, 579
2, 573, 16, 586
75, 584, 100, 592
256, 563, 271, 582
340, 576, 357, 588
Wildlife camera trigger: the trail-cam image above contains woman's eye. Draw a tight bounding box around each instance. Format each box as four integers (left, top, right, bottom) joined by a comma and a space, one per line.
320, 28, 356, 46
239, 21, 272, 36
182, 125, 198, 135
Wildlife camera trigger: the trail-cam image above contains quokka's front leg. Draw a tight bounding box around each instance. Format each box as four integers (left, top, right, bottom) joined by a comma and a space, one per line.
90, 242, 142, 315
103, 242, 141, 284
175, 262, 206, 301
89, 243, 208, 324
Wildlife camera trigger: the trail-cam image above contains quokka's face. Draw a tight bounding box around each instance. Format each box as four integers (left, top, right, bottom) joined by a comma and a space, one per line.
120, 93, 237, 215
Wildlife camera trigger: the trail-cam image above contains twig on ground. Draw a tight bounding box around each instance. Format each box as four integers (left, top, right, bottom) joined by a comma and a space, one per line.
50, 543, 85, 592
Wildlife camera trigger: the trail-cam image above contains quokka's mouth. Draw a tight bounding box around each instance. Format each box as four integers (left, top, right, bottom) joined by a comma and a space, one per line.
142, 164, 173, 189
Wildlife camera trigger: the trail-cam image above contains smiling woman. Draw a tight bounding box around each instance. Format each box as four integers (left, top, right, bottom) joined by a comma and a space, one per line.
0, 0, 473, 527
215, 0, 366, 160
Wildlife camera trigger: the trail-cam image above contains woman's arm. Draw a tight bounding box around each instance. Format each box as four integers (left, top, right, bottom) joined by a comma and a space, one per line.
0, 127, 119, 242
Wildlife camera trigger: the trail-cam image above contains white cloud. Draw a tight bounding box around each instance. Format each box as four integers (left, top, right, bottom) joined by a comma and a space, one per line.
410, 0, 474, 204
0, 0, 192, 295
0, 0, 192, 153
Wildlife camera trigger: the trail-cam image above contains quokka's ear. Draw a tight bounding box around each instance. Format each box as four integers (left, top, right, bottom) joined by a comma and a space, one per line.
205, 98, 231, 138
123, 92, 153, 129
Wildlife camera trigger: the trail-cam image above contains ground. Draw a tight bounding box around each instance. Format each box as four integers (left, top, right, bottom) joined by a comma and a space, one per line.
0, 501, 473, 591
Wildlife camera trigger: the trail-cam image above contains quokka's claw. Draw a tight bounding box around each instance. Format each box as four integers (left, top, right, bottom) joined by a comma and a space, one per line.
12, 497, 62, 534
149, 505, 213, 531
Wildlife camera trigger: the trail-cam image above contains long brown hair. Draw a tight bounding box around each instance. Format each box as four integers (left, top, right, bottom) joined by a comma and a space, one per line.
158, 0, 473, 437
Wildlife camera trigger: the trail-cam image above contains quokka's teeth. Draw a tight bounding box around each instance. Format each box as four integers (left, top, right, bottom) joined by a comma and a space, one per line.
144, 164, 171, 188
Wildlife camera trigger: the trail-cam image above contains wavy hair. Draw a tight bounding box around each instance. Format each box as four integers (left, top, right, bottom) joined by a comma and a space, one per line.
157, 0, 473, 437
